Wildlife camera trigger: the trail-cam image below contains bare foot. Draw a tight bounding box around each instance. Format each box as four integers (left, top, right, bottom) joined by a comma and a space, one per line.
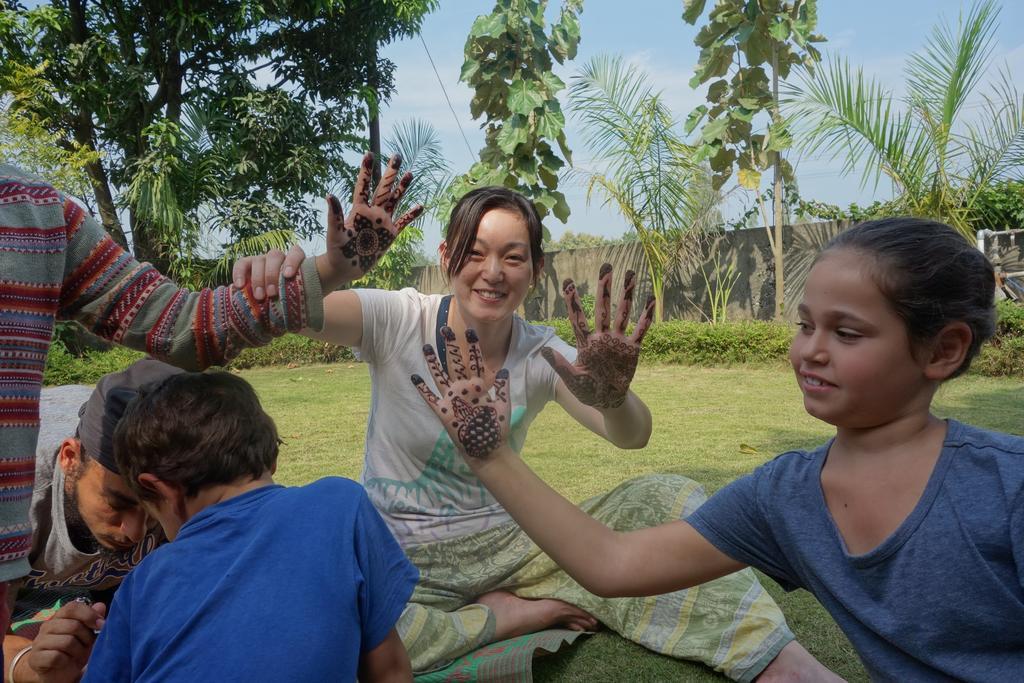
757, 641, 846, 682
476, 590, 599, 640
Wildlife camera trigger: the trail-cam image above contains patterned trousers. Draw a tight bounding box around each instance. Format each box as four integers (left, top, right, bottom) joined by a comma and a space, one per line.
397, 474, 793, 682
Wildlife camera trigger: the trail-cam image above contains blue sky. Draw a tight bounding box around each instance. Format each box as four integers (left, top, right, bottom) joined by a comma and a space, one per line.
357, 0, 1024, 256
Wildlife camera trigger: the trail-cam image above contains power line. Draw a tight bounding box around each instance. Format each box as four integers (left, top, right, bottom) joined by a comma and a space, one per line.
419, 34, 476, 160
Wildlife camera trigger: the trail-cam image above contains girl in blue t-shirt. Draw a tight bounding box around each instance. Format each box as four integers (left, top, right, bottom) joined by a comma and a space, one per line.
414, 216, 1024, 679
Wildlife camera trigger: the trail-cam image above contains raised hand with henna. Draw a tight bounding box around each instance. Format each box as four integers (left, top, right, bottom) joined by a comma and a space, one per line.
541, 263, 655, 409
411, 327, 511, 460
316, 151, 424, 292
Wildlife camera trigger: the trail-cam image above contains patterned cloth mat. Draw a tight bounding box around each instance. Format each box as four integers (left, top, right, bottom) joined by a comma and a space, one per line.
414, 629, 589, 683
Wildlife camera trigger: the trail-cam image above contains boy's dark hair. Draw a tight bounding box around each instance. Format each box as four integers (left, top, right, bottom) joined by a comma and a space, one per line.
821, 217, 996, 378
443, 187, 544, 280
113, 371, 280, 501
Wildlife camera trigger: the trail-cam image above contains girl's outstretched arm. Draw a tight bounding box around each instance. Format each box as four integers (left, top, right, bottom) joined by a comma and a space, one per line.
411, 328, 746, 598
471, 445, 746, 598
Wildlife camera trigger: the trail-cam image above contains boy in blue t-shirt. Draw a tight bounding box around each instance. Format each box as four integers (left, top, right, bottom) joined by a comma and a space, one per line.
79, 370, 417, 682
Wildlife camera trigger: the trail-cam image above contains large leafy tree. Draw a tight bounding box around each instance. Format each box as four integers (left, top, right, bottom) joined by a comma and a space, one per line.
787, 0, 1023, 240
0, 0, 434, 269
0, 69, 96, 200
569, 54, 720, 322
445, 0, 582, 226
683, 0, 824, 318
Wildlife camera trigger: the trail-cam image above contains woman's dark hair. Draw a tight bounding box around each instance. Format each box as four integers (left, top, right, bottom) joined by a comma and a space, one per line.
820, 217, 996, 378
113, 371, 280, 501
443, 187, 544, 279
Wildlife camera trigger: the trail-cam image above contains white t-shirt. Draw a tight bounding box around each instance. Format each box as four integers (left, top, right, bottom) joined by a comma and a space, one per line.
355, 288, 576, 547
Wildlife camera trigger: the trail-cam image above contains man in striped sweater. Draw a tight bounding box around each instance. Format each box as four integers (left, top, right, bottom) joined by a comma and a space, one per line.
0, 154, 420, 672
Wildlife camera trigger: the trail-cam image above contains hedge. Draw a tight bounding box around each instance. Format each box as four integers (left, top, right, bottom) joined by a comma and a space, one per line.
41, 300, 1024, 384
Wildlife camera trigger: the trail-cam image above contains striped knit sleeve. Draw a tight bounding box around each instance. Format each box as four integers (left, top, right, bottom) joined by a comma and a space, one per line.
58, 199, 325, 370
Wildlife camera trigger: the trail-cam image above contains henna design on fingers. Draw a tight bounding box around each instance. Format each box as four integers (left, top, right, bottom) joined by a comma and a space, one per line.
614, 270, 636, 334
395, 204, 424, 231
383, 172, 413, 214
355, 153, 374, 204
631, 295, 656, 343
441, 326, 468, 380
465, 328, 483, 378
596, 262, 613, 333
492, 368, 509, 404
328, 194, 343, 218
422, 344, 450, 389
411, 374, 440, 407
373, 154, 402, 206
563, 278, 590, 347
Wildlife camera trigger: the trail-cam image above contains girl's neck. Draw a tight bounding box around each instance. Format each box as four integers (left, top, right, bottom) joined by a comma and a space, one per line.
446, 298, 514, 364
830, 410, 945, 464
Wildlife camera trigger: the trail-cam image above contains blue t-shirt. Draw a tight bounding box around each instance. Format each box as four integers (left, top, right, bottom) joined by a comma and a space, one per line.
687, 420, 1024, 681
83, 478, 418, 682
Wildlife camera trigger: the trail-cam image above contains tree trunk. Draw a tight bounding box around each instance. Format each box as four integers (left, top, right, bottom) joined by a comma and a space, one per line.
771, 46, 785, 319
367, 44, 382, 187
67, 0, 129, 249
83, 157, 128, 249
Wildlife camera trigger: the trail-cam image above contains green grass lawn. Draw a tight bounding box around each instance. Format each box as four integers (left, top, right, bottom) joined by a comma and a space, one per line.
246, 362, 1023, 682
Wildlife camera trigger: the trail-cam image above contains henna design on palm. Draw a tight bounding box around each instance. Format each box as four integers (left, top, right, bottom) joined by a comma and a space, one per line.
542, 264, 656, 409
411, 329, 510, 460
323, 152, 423, 286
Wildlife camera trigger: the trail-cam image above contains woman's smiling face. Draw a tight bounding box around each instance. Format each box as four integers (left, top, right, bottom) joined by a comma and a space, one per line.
443, 208, 537, 326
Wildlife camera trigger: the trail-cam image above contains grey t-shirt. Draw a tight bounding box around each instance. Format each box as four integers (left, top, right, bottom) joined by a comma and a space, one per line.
687, 420, 1024, 680
21, 385, 160, 593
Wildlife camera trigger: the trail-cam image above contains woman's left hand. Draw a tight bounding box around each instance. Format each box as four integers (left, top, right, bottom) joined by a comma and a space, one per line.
411, 327, 511, 460
542, 263, 655, 409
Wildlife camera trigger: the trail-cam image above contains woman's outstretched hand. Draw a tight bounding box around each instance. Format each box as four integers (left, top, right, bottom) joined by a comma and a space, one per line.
542, 263, 655, 409
317, 151, 424, 292
411, 326, 510, 460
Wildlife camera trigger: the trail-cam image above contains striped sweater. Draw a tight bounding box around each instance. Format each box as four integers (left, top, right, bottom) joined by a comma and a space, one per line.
0, 165, 324, 581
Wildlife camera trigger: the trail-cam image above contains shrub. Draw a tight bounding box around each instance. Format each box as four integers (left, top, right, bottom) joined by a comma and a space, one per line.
43, 343, 144, 386
534, 318, 793, 365
995, 299, 1024, 337
229, 334, 353, 369
43, 334, 353, 385
972, 300, 1024, 377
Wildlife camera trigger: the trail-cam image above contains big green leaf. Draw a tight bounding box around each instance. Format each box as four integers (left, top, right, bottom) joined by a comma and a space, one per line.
508, 79, 545, 115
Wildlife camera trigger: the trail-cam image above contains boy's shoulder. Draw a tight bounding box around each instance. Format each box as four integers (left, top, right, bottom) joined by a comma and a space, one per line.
284, 478, 374, 521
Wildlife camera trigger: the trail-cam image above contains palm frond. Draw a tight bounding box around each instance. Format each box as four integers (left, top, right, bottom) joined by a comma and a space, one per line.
786, 57, 930, 195
384, 118, 453, 221
199, 229, 297, 288
905, 0, 999, 140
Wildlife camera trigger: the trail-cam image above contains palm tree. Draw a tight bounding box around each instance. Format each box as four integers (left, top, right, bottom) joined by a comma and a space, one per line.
569, 54, 720, 322
786, 0, 1023, 239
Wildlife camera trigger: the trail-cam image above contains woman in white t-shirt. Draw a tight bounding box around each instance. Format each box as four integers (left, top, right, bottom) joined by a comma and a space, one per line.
248, 162, 831, 679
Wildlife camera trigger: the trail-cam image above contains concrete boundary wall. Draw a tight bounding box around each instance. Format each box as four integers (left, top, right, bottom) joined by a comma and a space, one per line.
413, 220, 850, 322
412, 222, 1024, 322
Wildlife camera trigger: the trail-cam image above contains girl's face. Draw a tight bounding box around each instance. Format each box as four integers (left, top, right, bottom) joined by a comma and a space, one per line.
789, 249, 935, 429
442, 208, 537, 326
